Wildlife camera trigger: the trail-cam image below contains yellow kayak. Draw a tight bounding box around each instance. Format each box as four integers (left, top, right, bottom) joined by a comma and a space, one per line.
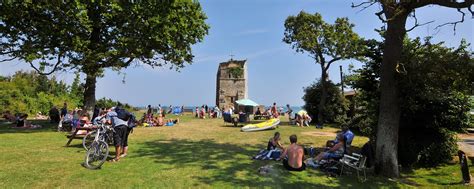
241, 118, 280, 132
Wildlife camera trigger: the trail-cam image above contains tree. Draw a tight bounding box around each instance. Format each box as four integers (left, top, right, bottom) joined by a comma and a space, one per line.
303, 80, 349, 124
352, 0, 473, 177
0, 71, 83, 114
0, 1, 209, 111
283, 11, 363, 125
347, 37, 474, 167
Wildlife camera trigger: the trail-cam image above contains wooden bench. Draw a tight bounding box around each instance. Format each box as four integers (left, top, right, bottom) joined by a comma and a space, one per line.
65, 126, 97, 147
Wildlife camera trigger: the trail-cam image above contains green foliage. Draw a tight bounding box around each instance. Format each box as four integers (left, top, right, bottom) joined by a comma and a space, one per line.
283, 12, 363, 61
0, 1, 209, 109
0, 71, 82, 115
228, 67, 243, 78
95, 97, 136, 111
302, 80, 349, 124
0, 1, 209, 72
347, 37, 474, 167
283, 11, 363, 124
69, 72, 84, 104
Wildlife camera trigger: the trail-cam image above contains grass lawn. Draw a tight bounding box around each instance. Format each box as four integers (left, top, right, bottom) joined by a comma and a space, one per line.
0, 114, 472, 188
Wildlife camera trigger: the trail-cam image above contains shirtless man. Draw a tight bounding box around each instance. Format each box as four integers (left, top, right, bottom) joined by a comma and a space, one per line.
279, 134, 305, 171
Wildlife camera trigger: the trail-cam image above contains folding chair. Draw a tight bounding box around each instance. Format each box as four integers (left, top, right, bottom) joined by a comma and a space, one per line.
339, 153, 367, 182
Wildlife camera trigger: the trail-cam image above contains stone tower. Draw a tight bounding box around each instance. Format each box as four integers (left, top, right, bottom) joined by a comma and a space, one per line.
216, 59, 248, 109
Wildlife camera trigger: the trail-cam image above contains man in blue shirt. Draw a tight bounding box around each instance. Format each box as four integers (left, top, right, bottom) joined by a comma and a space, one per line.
106, 107, 129, 162
326, 125, 355, 150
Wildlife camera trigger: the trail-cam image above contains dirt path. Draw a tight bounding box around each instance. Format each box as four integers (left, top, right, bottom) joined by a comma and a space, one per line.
301, 131, 336, 137
458, 134, 474, 157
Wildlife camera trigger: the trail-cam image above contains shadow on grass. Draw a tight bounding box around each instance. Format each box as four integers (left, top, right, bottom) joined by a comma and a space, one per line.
0, 120, 58, 134
135, 138, 401, 188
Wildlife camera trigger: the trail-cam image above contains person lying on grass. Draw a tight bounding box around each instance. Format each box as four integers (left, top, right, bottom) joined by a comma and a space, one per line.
165, 118, 179, 126
279, 134, 305, 171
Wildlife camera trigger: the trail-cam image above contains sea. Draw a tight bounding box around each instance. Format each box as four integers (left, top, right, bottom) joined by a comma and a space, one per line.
138, 105, 303, 114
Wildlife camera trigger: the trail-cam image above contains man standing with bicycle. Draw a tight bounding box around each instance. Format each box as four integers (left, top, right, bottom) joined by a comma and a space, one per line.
106, 106, 129, 162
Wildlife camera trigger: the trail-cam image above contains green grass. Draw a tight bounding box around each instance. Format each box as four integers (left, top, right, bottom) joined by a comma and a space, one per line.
0, 114, 472, 188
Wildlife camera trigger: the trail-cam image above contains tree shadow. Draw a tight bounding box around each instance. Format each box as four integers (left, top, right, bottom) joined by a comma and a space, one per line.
135, 138, 401, 188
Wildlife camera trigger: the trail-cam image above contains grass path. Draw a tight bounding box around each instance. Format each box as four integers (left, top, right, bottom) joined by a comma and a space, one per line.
0, 114, 471, 188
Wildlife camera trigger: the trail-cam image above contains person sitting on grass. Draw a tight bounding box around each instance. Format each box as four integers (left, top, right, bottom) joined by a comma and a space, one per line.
314, 133, 346, 163
165, 118, 179, 126
255, 107, 262, 116
2, 111, 16, 123
156, 114, 165, 126
14, 114, 41, 129
279, 134, 305, 171
253, 132, 284, 160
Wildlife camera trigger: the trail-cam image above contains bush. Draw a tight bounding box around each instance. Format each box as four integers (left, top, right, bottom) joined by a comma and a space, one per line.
302, 80, 349, 124
0, 71, 82, 115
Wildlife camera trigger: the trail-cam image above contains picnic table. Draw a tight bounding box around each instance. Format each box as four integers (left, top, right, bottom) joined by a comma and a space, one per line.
65, 126, 97, 147
253, 114, 271, 120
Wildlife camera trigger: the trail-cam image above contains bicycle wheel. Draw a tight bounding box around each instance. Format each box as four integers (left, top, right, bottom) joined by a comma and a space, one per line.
84, 141, 109, 170
82, 130, 97, 151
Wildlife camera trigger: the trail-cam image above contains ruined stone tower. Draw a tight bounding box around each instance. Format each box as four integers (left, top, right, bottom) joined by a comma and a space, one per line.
216, 59, 248, 109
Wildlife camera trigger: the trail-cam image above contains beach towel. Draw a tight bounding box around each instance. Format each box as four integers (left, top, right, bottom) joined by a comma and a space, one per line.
253, 149, 281, 160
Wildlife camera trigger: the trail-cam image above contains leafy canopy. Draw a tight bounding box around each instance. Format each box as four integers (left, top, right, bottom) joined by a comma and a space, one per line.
346, 37, 474, 167
283, 11, 362, 65
0, 1, 209, 74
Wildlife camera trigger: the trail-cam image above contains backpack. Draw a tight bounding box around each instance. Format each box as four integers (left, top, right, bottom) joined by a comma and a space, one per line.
116, 108, 131, 121
127, 113, 136, 128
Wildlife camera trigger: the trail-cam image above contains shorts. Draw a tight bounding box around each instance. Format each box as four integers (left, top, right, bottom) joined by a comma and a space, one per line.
322, 152, 342, 159
122, 127, 132, 147
283, 159, 306, 171
113, 125, 128, 147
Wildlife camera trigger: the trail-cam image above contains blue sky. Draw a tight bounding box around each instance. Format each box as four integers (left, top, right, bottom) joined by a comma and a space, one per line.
0, 0, 472, 107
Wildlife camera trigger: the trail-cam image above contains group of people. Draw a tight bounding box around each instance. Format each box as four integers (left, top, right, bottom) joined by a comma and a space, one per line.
195, 105, 222, 119
141, 104, 180, 127
60, 103, 137, 162
254, 125, 355, 172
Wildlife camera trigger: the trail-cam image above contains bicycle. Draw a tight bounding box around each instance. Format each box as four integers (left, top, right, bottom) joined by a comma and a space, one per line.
82, 123, 114, 151
83, 123, 114, 170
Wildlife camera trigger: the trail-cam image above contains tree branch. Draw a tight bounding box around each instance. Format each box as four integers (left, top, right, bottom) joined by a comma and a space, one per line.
0, 57, 16, 62
406, 10, 435, 32
375, 10, 387, 23
429, 0, 473, 9
352, 1, 377, 13
434, 8, 466, 35
29, 51, 64, 75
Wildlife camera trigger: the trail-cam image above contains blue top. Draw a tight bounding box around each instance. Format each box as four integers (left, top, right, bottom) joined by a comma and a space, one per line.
106, 111, 128, 127
344, 130, 355, 146
92, 116, 104, 125
334, 129, 355, 147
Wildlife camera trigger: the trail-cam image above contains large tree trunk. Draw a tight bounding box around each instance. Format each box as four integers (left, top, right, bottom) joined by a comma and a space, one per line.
83, 73, 97, 112
318, 63, 329, 125
374, 7, 408, 178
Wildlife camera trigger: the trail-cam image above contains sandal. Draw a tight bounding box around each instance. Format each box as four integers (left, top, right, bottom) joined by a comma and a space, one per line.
120, 154, 127, 158
108, 158, 120, 162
